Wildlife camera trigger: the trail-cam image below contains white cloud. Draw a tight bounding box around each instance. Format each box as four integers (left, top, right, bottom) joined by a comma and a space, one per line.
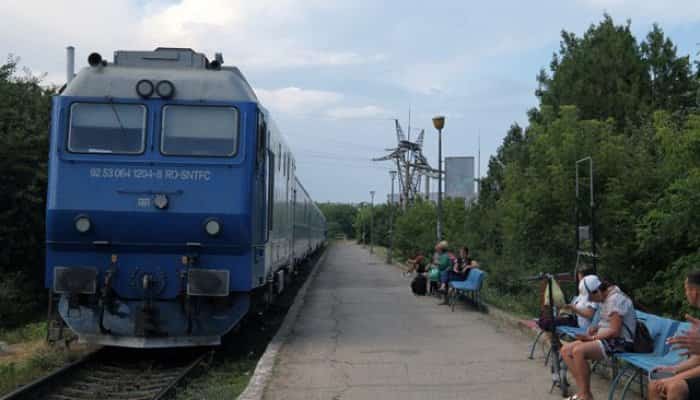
138, 0, 381, 69
0, 0, 383, 83
326, 105, 389, 119
256, 87, 344, 115
392, 56, 474, 95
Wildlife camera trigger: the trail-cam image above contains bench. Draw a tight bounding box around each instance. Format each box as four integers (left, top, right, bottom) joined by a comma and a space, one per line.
527, 304, 601, 361
448, 268, 486, 311
607, 312, 687, 400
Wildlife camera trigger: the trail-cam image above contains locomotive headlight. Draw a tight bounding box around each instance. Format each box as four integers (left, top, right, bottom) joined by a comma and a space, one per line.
136, 79, 154, 98
156, 80, 175, 99
204, 219, 221, 236
74, 215, 92, 234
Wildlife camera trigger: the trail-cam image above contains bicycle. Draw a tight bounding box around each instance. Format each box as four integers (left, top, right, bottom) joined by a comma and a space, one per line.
525, 272, 573, 398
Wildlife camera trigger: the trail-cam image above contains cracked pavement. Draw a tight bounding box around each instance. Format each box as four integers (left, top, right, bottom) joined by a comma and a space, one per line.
262, 241, 626, 400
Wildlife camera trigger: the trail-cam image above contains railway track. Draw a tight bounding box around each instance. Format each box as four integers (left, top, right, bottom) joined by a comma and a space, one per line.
1, 347, 212, 400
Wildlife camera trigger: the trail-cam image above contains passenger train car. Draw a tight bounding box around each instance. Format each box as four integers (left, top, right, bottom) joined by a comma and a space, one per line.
45, 48, 326, 348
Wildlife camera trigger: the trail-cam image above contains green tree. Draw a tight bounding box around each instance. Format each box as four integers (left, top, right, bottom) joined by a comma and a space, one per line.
317, 202, 358, 238
537, 15, 651, 128
0, 56, 54, 327
641, 24, 697, 112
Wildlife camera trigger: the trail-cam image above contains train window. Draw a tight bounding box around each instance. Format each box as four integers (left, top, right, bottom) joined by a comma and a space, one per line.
67, 103, 146, 154
161, 105, 238, 157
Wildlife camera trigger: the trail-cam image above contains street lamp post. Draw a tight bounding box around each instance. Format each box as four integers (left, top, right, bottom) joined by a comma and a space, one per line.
432, 115, 446, 241
369, 191, 376, 254
387, 171, 397, 264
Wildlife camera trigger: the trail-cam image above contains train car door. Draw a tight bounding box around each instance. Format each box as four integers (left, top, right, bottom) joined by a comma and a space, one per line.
253, 112, 268, 288
291, 187, 297, 267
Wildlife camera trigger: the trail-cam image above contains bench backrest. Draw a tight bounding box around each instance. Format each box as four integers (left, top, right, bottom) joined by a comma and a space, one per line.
655, 321, 692, 365
636, 311, 678, 356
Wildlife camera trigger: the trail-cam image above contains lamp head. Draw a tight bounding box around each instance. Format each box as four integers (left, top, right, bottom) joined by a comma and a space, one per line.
432, 115, 446, 130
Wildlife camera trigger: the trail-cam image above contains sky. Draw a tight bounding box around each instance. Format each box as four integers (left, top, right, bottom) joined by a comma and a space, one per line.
1, 0, 699, 203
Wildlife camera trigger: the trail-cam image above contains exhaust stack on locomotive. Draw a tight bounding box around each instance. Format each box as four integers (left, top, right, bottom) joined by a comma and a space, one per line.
46, 48, 326, 348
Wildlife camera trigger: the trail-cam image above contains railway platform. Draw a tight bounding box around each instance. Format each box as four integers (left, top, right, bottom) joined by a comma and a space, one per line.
260, 241, 630, 400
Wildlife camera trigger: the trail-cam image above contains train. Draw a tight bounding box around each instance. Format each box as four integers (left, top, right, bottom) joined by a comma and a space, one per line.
44, 47, 326, 348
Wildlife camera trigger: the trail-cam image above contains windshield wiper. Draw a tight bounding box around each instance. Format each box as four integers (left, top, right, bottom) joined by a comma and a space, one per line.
107, 97, 128, 135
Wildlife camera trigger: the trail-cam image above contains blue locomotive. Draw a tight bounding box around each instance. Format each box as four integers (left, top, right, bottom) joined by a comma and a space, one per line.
45, 48, 326, 348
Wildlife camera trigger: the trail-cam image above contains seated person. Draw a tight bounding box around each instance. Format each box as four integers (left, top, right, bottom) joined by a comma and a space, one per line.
447, 246, 477, 283
560, 265, 599, 330
560, 276, 636, 400
426, 249, 442, 294
648, 271, 700, 400
435, 241, 453, 304
404, 251, 427, 276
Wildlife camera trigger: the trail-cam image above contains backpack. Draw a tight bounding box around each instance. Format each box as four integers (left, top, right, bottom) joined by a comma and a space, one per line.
624, 320, 655, 353
411, 274, 427, 296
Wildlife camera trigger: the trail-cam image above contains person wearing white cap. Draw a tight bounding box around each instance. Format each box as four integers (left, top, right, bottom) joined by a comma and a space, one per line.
560, 266, 599, 330
560, 275, 637, 400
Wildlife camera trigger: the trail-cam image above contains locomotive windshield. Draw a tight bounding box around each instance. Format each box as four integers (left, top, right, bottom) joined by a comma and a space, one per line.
161, 105, 239, 157
68, 103, 146, 154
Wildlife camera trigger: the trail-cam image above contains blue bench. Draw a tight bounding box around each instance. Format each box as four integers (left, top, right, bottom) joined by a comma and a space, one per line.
527, 305, 601, 362
607, 312, 686, 400
557, 308, 602, 340
448, 268, 486, 311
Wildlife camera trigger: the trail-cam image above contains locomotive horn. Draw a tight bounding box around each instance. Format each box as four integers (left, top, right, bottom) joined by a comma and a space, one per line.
88, 52, 103, 67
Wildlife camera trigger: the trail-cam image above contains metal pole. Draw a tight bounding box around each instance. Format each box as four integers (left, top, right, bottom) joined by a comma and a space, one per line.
66, 46, 75, 84
589, 159, 596, 273
437, 128, 443, 241
575, 161, 580, 272
575, 157, 596, 273
370, 191, 375, 254
388, 171, 396, 264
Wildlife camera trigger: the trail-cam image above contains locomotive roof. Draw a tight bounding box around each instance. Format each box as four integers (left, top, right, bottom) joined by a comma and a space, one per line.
62, 48, 259, 102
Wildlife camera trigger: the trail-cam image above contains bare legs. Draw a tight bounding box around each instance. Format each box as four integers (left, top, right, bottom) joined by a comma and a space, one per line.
561, 340, 605, 400
648, 366, 700, 400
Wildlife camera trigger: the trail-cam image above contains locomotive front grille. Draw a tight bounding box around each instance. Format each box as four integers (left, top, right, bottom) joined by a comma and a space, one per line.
187, 269, 229, 297
53, 266, 98, 294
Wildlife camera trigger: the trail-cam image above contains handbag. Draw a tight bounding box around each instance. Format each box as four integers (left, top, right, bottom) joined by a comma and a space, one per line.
624, 320, 654, 353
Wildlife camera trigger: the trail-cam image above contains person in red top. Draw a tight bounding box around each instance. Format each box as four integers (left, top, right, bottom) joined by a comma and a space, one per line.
404, 251, 427, 275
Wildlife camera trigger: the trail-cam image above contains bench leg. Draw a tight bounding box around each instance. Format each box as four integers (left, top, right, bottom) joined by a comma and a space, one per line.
529, 330, 545, 360
608, 364, 633, 400
620, 369, 640, 400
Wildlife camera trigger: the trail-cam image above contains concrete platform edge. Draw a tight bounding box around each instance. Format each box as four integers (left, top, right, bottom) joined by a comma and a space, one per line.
237, 246, 329, 400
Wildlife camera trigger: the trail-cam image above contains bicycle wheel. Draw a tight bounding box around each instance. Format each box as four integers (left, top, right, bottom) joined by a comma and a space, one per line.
558, 353, 569, 397
549, 350, 569, 398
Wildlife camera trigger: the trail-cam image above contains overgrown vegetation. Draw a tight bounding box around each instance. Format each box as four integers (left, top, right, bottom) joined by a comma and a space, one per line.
0, 57, 54, 329
0, 346, 83, 396
343, 16, 700, 319
0, 322, 47, 345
